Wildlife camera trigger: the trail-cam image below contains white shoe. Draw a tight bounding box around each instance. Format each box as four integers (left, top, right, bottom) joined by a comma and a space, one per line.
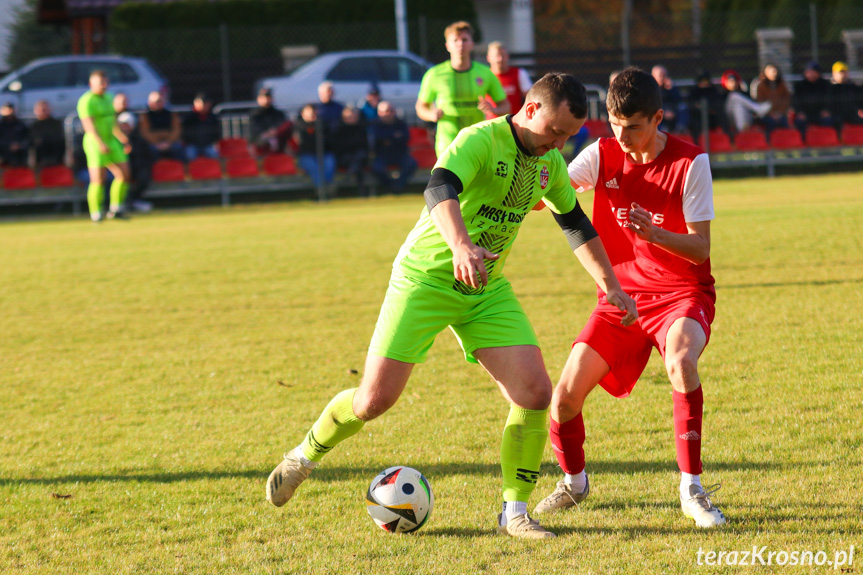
681, 484, 726, 528
497, 512, 556, 539
533, 475, 590, 514
266, 448, 313, 507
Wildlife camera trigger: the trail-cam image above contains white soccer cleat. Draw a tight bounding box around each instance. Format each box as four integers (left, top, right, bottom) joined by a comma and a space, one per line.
266, 448, 313, 507
681, 484, 726, 528
497, 512, 556, 539
533, 475, 590, 514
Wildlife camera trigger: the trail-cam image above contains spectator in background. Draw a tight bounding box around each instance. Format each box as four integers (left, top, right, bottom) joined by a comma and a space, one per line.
651, 65, 682, 133
360, 85, 382, 122
486, 41, 532, 116
371, 100, 417, 195
182, 92, 221, 161
250, 87, 292, 156
295, 103, 335, 192
139, 90, 184, 161
0, 102, 29, 166
113, 92, 129, 116
117, 111, 154, 213
753, 63, 791, 133
333, 106, 369, 195
720, 69, 771, 135
687, 69, 726, 142
792, 61, 834, 134
830, 61, 863, 130
316, 81, 345, 133
29, 100, 65, 167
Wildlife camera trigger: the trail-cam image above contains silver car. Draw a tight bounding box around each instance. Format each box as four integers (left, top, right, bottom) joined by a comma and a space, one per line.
257, 50, 431, 120
0, 55, 170, 119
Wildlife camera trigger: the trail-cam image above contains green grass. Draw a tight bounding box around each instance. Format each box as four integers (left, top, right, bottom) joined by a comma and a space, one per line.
1, 173, 862, 574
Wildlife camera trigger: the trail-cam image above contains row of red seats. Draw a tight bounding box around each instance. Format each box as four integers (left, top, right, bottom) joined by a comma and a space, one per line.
2, 165, 75, 190
153, 154, 297, 182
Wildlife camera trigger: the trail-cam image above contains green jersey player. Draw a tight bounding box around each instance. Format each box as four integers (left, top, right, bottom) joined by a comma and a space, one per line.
416, 21, 509, 157
266, 73, 638, 539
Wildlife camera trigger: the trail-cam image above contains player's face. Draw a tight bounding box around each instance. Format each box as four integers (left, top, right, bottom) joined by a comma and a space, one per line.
487, 47, 507, 71
521, 100, 584, 157
446, 31, 474, 62
608, 110, 663, 155
89, 75, 108, 94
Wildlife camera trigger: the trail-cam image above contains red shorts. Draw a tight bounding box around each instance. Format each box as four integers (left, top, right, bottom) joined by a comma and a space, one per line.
574, 290, 715, 398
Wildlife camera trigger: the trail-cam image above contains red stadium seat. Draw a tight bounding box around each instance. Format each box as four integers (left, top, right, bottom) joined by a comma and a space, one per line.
805, 126, 840, 147
3, 167, 37, 189
188, 157, 222, 180
841, 124, 863, 145
410, 146, 437, 169
226, 156, 259, 178
262, 153, 297, 176
584, 119, 612, 138
734, 130, 769, 151
152, 159, 186, 182
39, 165, 76, 187
218, 138, 251, 158
769, 128, 805, 149
408, 127, 431, 148
700, 130, 733, 153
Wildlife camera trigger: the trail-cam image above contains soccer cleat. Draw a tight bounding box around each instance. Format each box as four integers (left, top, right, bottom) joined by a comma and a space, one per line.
266, 448, 313, 507
497, 512, 556, 539
681, 483, 726, 528
533, 475, 590, 514
91, 212, 104, 223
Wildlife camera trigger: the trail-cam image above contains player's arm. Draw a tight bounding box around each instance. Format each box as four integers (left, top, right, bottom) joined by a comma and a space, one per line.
477, 98, 510, 117
424, 168, 498, 289
553, 205, 637, 326
416, 99, 443, 123
629, 206, 711, 264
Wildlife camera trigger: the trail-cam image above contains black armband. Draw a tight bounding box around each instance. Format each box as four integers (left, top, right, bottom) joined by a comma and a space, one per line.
424, 168, 463, 212
552, 202, 599, 250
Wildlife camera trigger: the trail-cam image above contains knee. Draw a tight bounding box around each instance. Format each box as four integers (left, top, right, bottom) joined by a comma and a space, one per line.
515, 378, 552, 411
351, 389, 396, 422
551, 381, 587, 417
666, 354, 699, 391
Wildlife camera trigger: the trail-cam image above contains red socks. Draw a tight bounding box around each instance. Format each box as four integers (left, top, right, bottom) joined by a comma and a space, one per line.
673, 387, 703, 475
549, 414, 585, 475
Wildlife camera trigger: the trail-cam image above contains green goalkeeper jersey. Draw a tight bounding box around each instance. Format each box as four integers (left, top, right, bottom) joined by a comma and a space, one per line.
393, 115, 577, 294
77, 90, 116, 143
417, 61, 507, 156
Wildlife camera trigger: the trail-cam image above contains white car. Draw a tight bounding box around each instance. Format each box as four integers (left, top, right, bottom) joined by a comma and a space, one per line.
257, 50, 431, 121
0, 55, 170, 120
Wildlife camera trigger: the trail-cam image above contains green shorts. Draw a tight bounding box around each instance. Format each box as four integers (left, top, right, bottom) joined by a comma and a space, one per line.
368, 272, 539, 364
83, 134, 128, 168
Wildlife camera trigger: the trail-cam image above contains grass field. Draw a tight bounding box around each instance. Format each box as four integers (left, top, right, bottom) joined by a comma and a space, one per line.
2, 172, 862, 574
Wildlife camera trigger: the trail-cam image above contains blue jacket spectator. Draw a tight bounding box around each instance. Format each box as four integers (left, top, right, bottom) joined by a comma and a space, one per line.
371, 101, 417, 194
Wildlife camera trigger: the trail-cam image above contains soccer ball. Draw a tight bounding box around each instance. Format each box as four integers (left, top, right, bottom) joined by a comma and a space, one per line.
366, 466, 434, 533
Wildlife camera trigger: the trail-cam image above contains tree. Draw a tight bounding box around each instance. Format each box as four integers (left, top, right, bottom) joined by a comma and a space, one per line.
6, 0, 70, 69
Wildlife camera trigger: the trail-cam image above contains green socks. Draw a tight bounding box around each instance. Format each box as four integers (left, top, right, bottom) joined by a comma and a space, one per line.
299, 388, 365, 462
501, 405, 548, 502
87, 180, 128, 216
109, 179, 128, 211
87, 182, 103, 217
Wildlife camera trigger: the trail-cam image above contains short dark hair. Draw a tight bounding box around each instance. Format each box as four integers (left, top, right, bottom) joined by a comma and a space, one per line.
525, 72, 587, 119
606, 66, 662, 119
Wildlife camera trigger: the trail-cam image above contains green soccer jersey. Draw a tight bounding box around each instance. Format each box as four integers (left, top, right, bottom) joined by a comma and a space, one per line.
77, 90, 116, 143
393, 115, 577, 294
417, 61, 507, 156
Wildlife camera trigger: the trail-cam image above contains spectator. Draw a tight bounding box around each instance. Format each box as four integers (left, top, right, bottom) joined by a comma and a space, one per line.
792, 61, 834, 134
0, 102, 30, 166
830, 61, 863, 129
651, 65, 682, 133
182, 92, 221, 161
687, 69, 726, 142
295, 103, 335, 192
333, 106, 369, 195
316, 81, 345, 133
250, 87, 292, 156
371, 100, 417, 194
139, 90, 184, 161
720, 69, 771, 134
113, 92, 129, 116
29, 100, 65, 167
117, 112, 154, 213
753, 63, 792, 133
360, 85, 382, 122
486, 41, 533, 115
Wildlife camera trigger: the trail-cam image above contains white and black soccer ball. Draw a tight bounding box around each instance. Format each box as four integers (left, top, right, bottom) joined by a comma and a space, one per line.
366, 466, 434, 533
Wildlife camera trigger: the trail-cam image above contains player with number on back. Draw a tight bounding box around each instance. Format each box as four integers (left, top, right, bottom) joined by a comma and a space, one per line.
533, 66, 726, 528
265, 72, 637, 539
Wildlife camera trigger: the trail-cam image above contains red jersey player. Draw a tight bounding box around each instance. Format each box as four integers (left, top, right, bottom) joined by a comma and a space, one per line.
534, 67, 725, 528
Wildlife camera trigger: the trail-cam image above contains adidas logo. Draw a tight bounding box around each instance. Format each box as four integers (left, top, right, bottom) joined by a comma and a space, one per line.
679, 430, 701, 441
605, 178, 619, 189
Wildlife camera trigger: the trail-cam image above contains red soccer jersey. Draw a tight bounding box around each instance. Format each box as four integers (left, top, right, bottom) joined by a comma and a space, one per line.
569, 135, 716, 298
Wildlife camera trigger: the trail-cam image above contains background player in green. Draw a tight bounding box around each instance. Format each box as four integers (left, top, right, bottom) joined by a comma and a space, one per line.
77, 69, 131, 222
266, 73, 638, 539
416, 21, 510, 157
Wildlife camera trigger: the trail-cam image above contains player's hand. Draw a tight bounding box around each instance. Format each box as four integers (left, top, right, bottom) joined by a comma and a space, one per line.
452, 243, 499, 289
98, 141, 109, 154
432, 106, 444, 122
606, 288, 638, 327
476, 97, 494, 116
628, 202, 658, 243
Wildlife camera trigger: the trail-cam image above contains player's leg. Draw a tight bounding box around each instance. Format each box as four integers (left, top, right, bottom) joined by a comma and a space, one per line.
86, 165, 106, 222
105, 160, 131, 218
664, 315, 725, 527
474, 344, 556, 539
